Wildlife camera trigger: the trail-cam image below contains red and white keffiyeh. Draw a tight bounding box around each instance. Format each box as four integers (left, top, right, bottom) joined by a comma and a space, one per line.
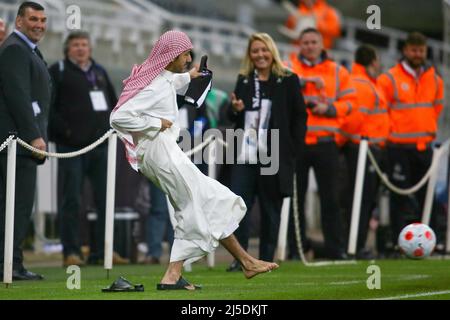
112, 30, 193, 170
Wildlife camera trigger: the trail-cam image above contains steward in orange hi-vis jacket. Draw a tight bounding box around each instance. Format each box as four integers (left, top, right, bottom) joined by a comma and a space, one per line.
377, 32, 445, 248
378, 62, 443, 151
286, 28, 354, 260
340, 62, 389, 146
340, 45, 389, 258
288, 53, 355, 146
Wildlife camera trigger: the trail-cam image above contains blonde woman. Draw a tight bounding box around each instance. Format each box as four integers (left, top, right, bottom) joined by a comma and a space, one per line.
226, 33, 307, 271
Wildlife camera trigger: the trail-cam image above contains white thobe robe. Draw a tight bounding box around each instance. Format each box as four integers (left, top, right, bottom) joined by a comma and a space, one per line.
110, 70, 246, 265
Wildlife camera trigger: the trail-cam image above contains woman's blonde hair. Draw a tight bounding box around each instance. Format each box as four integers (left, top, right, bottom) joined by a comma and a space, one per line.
239, 32, 288, 78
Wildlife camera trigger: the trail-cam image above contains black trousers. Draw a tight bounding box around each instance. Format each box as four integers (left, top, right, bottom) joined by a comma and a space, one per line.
0, 155, 37, 270
289, 142, 345, 258
230, 163, 282, 262
387, 145, 438, 242
342, 143, 385, 251
57, 144, 107, 259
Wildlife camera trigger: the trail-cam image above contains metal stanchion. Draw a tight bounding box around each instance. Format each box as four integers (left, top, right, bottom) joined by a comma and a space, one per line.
276, 197, 291, 262
104, 133, 117, 279
446, 154, 450, 255
422, 146, 441, 225
3, 135, 16, 287
347, 139, 368, 256
206, 140, 217, 268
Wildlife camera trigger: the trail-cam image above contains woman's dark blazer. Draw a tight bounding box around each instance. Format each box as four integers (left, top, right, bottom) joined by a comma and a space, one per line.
228, 71, 307, 197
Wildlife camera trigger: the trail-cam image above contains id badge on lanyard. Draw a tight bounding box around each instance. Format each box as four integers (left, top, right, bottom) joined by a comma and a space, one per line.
89, 91, 108, 111
86, 69, 108, 111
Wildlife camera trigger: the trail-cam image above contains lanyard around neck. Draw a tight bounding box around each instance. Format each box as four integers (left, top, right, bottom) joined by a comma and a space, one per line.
252, 69, 262, 110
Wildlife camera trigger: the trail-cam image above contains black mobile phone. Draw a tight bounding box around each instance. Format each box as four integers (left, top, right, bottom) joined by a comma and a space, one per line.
199, 55, 208, 71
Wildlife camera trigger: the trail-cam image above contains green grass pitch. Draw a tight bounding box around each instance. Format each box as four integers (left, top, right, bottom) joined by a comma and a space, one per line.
0, 259, 449, 300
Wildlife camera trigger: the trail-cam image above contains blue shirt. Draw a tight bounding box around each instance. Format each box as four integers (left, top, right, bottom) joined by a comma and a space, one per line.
13, 29, 37, 50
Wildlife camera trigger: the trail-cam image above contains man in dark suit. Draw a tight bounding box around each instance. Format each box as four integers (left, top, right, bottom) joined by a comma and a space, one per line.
0, 1, 51, 280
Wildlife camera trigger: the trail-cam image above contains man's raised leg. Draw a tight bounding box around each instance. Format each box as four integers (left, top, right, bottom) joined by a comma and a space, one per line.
220, 234, 279, 279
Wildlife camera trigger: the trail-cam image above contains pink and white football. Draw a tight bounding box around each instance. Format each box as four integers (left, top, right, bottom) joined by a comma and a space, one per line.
398, 223, 436, 259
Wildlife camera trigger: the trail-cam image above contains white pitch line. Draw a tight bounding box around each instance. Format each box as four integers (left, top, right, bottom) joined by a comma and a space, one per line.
329, 280, 364, 285
370, 290, 450, 300
328, 274, 430, 286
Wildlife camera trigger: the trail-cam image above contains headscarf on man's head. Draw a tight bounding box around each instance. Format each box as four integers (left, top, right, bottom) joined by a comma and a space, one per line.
114, 30, 193, 110
111, 30, 193, 171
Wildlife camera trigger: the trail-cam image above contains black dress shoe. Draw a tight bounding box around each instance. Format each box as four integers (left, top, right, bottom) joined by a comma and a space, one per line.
226, 260, 242, 272
12, 268, 44, 281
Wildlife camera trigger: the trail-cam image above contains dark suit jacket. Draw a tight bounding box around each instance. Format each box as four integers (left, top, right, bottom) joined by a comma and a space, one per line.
228, 71, 307, 196
0, 32, 51, 161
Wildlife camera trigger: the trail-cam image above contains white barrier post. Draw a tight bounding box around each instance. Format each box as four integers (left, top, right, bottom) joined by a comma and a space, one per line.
347, 139, 368, 256
276, 197, 291, 261
104, 133, 117, 278
445, 150, 450, 254
305, 169, 317, 231
3, 136, 16, 287
446, 154, 450, 254
378, 187, 390, 227
206, 140, 216, 268
422, 147, 441, 225
34, 143, 58, 254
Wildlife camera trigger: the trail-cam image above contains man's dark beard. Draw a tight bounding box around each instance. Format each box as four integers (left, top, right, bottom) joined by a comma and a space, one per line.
405, 57, 425, 69
181, 64, 190, 73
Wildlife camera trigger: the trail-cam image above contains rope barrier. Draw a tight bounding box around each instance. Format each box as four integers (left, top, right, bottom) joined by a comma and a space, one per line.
185, 135, 213, 157
366, 139, 450, 195
0, 136, 14, 153
16, 129, 114, 158
5, 128, 449, 265
184, 136, 228, 157
1, 130, 228, 248
0, 130, 228, 159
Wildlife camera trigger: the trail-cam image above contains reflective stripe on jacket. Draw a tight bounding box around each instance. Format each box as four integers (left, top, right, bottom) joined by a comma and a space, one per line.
377, 61, 444, 150
289, 52, 356, 145
338, 63, 389, 146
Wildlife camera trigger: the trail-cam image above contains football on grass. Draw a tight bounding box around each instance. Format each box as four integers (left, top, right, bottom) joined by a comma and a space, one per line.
398, 223, 436, 259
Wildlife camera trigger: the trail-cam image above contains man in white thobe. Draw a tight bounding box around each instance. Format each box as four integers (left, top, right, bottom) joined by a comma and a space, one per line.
110, 30, 278, 290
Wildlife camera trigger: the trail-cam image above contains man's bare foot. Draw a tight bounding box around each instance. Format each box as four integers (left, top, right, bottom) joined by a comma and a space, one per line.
241, 259, 279, 279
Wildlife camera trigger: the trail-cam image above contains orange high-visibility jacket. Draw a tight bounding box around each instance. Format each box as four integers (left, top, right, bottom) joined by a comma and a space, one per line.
377, 61, 444, 150
288, 52, 356, 145
339, 63, 390, 146
286, 0, 341, 49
